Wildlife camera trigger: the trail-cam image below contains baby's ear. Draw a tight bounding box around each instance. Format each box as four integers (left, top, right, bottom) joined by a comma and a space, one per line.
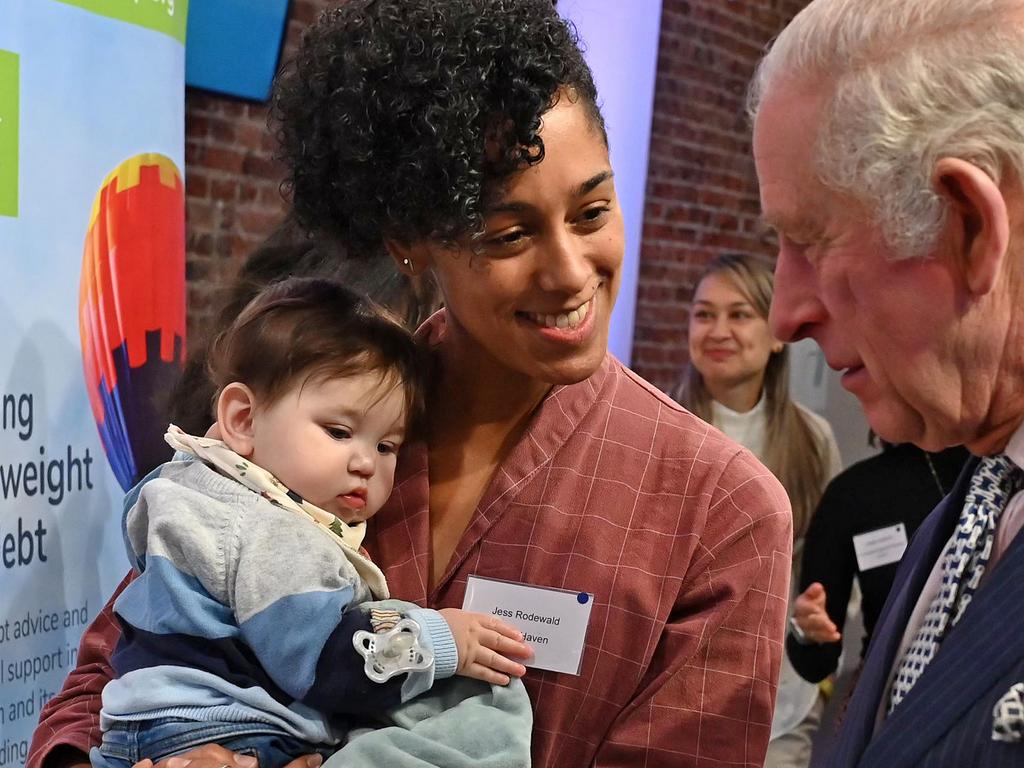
217, 383, 257, 457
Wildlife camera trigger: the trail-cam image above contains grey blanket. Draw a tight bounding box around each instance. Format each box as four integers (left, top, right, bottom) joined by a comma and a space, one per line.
324, 675, 532, 767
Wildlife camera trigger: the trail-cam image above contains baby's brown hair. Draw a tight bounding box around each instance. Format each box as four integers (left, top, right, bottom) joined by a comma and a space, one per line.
207, 277, 426, 433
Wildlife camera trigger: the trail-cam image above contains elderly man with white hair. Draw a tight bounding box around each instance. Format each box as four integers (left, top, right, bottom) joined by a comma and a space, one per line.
750, 0, 1024, 765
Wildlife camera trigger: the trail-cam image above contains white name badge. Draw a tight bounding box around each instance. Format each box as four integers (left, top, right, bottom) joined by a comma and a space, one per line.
853, 523, 909, 572
462, 575, 594, 675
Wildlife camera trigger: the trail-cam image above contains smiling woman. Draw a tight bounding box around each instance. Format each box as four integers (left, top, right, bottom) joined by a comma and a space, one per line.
29, 3, 792, 768
673, 253, 841, 766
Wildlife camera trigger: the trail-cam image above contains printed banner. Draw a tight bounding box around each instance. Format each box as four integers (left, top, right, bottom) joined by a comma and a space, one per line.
0, 3, 185, 763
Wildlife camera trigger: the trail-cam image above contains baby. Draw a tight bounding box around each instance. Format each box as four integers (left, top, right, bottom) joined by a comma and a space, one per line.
92, 278, 531, 767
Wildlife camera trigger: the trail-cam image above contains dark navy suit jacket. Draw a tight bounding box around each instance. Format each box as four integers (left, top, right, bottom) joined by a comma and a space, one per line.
815, 456, 1024, 767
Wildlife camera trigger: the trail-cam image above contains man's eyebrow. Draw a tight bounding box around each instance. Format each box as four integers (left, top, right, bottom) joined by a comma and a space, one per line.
759, 213, 818, 237
693, 299, 755, 308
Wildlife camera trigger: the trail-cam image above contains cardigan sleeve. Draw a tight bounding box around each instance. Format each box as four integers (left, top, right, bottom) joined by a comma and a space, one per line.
122, 473, 444, 714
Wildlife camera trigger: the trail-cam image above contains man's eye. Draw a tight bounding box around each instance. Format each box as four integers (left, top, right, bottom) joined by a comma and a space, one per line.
325, 426, 351, 440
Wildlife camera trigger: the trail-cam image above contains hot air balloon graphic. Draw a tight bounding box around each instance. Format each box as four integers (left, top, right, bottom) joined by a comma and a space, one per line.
79, 153, 186, 490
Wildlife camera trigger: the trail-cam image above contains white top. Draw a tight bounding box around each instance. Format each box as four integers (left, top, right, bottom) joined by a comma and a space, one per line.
710, 397, 843, 480
711, 395, 843, 739
877, 419, 1024, 730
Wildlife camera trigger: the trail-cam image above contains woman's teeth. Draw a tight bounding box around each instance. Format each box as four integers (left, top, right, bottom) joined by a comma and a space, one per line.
529, 299, 590, 329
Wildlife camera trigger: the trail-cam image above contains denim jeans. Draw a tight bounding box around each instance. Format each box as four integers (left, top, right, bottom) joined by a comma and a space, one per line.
91, 717, 334, 768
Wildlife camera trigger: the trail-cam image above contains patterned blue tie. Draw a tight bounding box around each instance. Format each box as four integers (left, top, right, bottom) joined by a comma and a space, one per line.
888, 454, 1023, 714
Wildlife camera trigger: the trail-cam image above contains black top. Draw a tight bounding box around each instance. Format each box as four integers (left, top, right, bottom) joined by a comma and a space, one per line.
786, 443, 970, 683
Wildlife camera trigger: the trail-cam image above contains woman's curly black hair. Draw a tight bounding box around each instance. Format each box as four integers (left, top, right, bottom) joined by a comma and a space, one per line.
271, 0, 605, 256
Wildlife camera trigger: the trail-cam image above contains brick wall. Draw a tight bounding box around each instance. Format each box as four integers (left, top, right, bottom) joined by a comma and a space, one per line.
183, 0, 328, 341
630, 0, 810, 390
183, 0, 809, 369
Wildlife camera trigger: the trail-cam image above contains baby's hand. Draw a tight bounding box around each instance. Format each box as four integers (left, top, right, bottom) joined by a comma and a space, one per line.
439, 608, 532, 685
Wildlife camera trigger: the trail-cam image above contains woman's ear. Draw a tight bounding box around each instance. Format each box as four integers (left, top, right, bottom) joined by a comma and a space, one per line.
933, 157, 1010, 297
216, 382, 257, 457
385, 238, 431, 277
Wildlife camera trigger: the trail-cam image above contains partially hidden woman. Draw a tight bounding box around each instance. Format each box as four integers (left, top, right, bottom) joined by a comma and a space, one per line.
28, 3, 792, 767
673, 254, 841, 768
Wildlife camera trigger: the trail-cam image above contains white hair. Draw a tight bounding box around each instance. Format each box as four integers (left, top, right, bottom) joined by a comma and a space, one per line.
749, 0, 1024, 257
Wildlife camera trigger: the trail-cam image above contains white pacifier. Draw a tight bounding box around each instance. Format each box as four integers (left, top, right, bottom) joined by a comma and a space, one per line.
353, 618, 435, 682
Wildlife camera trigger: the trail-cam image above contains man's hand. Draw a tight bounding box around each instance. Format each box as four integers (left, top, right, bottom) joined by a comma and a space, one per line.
792, 582, 841, 644
130, 746, 323, 768
439, 608, 532, 685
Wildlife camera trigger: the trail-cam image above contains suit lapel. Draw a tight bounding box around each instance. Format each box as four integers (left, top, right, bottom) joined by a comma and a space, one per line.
862, 524, 1024, 766
823, 459, 978, 767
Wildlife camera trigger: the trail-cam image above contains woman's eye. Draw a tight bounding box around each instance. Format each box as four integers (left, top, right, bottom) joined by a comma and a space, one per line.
325, 426, 351, 440
692, 310, 712, 321
485, 230, 526, 252
578, 205, 610, 226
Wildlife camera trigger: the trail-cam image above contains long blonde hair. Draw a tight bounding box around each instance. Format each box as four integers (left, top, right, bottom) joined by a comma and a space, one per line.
672, 254, 827, 539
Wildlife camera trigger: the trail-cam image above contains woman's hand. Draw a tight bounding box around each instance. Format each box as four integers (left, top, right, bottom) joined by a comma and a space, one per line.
792, 582, 841, 644
438, 608, 532, 685
130, 746, 323, 768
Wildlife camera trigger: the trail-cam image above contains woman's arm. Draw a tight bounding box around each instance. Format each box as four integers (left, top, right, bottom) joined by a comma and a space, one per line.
786, 479, 856, 683
26, 572, 133, 768
591, 460, 793, 767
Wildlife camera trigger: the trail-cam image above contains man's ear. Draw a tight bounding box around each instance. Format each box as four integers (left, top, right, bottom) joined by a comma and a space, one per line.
216, 382, 257, 457
933, 157, 1010, 297
385, 238, 433, 277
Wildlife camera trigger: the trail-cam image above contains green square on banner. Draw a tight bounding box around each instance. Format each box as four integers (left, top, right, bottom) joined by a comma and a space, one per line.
0, 49, 17, 219
55, 0, 189, 45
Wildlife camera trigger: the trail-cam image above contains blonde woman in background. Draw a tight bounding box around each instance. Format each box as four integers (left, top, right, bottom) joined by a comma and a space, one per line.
674, 253, 842, 768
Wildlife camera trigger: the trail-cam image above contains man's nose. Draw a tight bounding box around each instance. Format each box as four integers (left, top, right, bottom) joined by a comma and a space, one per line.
769, 247, 826, 343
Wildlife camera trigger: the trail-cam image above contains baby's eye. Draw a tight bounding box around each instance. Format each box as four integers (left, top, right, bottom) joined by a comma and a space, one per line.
377, 442, 398, 455
325, 426, 352, 440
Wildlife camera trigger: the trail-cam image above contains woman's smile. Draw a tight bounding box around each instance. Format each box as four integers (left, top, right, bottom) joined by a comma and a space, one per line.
516, 292, 598, 345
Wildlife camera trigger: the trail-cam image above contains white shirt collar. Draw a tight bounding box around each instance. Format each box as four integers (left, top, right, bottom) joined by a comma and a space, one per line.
1004, 417, 1024, 471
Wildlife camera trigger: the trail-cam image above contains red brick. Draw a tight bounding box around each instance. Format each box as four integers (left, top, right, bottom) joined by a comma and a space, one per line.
238, 207, 283, 236
242, 152, 285, 180
210, 179, 238, 202
208, 117, 237, 144
185, 172, 209, 199
203, 148, 245, 174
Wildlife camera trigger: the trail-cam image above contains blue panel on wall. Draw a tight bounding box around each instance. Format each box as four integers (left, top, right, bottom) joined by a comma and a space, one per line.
185, 0, 290, 102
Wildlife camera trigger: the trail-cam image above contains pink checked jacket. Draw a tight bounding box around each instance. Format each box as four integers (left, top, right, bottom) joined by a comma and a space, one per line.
29, 317, 791, 768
